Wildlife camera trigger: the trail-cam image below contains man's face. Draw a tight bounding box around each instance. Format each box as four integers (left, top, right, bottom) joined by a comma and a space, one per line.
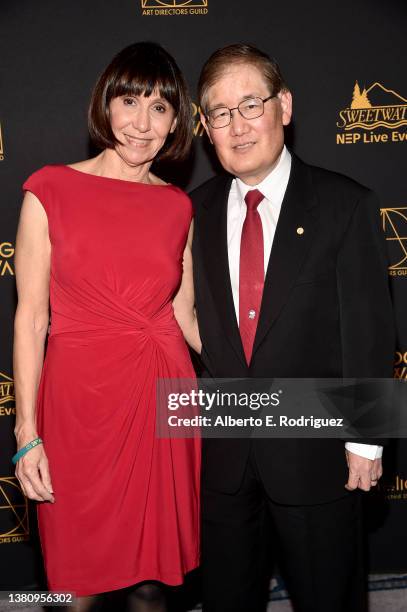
201, 63, 292, 185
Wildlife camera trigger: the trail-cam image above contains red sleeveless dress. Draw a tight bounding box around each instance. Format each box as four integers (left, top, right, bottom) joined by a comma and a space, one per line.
23, 165, 200, 597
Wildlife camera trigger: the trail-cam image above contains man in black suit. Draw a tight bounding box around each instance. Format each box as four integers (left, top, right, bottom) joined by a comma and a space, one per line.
190, 44, 395, 612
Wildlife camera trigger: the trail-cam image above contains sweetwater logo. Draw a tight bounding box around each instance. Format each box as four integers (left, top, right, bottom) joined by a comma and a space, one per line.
192, 102, 204, 137
0, 123, 4, 161
0, 477, 30, 544
381, 207, 407, 276
141, 0, 208, 16
336, 81, 407, 145
0, 372, 15, 416
394, 351, 407, 380
0, 241, 14, 276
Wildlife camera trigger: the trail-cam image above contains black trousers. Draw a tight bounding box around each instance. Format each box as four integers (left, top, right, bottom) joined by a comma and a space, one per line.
201, 444, 365, 612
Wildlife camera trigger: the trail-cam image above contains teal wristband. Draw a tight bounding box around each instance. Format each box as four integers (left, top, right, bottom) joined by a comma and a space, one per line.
12, 437, 43, 465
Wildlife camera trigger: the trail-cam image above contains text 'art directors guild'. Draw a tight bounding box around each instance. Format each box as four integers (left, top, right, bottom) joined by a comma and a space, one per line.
141, 0, 208, 16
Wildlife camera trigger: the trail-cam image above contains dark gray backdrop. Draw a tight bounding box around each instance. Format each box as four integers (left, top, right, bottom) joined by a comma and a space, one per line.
1, 0, 406, 592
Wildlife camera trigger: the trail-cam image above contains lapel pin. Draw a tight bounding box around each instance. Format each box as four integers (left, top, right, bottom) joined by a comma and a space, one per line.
296, 227, 304, 235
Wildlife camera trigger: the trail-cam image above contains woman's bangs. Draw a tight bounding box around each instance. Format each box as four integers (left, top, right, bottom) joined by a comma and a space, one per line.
109, 67, 178, 108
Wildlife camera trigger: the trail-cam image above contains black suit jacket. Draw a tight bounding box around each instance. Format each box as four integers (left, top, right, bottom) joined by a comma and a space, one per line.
190, 154, 395, 505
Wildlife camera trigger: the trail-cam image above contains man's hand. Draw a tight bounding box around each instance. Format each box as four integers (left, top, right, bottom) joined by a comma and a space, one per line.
345, 451, 383, 492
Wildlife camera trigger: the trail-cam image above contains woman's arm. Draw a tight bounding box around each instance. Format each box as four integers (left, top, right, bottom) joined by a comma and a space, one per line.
13, 191, 54, 502
173, 221, 202, 354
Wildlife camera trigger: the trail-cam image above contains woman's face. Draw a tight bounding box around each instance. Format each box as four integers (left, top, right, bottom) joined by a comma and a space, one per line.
109, 89, 177, 166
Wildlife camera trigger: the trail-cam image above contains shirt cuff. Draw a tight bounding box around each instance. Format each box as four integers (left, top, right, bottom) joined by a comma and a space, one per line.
345, 442, 383, 460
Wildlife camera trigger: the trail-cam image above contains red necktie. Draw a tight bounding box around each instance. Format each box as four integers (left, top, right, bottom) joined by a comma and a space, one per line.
239, 189, 265, 364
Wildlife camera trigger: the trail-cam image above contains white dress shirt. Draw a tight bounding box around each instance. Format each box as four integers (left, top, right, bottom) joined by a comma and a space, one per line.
226, 145, 382, 461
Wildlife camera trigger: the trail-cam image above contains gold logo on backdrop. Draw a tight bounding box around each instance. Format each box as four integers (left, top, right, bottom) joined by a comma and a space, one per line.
0, 123, 4, 161
0, 477, 30, 544
0, 241, 15, 276
336, 82, 407, 145
142, 0, 207, 6
0, 372, 15, 416
394, 351, 407, 380
192, 102, 204, 137
141, 0, 208, 15
381, 207, 407, 276
380, 473, 407, 501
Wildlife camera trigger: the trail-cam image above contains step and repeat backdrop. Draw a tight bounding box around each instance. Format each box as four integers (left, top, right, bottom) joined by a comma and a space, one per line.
1, 0, 406, 591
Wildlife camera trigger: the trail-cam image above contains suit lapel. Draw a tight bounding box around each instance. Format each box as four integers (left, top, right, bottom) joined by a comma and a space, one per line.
252, 155, 319, 356
198, 175, 248, 367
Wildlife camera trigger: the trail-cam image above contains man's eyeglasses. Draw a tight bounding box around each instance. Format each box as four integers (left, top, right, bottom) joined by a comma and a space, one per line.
205, 95, 275, 129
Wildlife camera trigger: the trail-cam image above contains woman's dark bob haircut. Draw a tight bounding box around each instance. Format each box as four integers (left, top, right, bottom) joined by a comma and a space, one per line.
88, 42, 193, 162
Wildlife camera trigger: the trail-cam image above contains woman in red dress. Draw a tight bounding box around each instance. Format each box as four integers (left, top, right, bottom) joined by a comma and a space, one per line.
13, 42, 201, 611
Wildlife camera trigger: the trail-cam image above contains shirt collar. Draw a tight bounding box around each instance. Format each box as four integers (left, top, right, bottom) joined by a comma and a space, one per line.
235, 145, 291, 206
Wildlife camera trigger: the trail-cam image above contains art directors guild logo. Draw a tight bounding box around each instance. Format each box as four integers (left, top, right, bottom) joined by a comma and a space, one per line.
192, 102, 204, 137
0, 477, 30, 544
336, 81, 407, 145
141, 0, 208, 16
0, 372, 15, 416
394, 351, 407, 380
381, 207, 407, 277
0, 241, 14, 276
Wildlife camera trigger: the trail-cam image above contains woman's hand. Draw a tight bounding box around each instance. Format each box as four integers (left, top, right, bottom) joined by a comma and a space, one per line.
15, 429, 55, 503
